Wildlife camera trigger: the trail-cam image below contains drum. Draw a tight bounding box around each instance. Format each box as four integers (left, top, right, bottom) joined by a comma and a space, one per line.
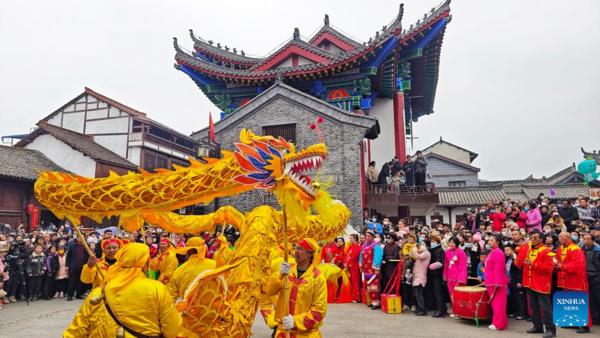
452, 286, 491, 320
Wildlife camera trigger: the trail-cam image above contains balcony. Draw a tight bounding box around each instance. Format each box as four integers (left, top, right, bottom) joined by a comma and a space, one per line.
129, 132, 197, 157
365, 183, 439, 204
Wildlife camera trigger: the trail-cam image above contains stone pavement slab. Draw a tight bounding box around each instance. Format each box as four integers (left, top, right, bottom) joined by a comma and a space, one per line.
0, 299, 586, 337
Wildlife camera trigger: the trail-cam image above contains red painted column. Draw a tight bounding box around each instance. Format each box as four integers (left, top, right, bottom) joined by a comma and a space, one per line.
360, 142, 366, 208
393, 92, 407, 161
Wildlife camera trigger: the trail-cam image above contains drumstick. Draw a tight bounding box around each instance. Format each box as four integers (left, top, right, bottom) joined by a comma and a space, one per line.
467, 276, 479, 280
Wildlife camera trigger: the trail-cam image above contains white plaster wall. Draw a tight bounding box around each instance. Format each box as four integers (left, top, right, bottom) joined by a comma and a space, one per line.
93, 134, 128, 158
62, 112, 85, 133
297, 56, 312, 66
368, 98, 396, 168
24, 134, 96, 178
87, 108, 109, 120
328, 44, 343, 54
108, 107, 120, 117
143, 142, 188, 160
426, 206, 471, 226
128, 147, 141, 166
85, 117, 129, 134
63, 103, 76, 113
422, 143, 471, 164
275, 58, 293, 69
47, 112, 62, 127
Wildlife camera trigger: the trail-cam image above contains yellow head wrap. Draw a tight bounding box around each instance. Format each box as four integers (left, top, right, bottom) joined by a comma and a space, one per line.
104, 243, 149, 293
176, 237, 206, 258
216, 235, 227, 245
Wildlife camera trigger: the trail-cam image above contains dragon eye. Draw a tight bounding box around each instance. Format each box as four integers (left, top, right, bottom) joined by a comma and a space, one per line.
281, 149, 288, 155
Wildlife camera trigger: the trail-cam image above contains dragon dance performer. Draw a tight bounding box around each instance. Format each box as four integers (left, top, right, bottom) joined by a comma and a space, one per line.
266, 238, 327, 338
166, 237, 216, 302
150, 238, 178, 285
359, 230, 383, 309
64, 243, 182, 338
555, 232, 591, 334
214, 235, 233, 268
260, 247, 296, 336
81, 238, 122, 289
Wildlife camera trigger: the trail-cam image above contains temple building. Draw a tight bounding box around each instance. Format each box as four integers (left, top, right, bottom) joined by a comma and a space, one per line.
175, 1, 452, 170
176, 1, 452, 223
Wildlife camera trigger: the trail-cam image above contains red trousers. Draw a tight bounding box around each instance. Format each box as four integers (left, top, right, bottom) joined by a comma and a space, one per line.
349, 269, 361, 302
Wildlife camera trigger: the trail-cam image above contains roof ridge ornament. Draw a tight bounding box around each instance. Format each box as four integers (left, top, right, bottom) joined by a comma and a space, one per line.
293, 27, 300, 40
398, 3, 405, 21
324, 14, 330, 26
208, 40, 214, 45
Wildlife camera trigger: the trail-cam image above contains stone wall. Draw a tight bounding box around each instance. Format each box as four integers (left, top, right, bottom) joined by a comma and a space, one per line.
202, 95, 369, 227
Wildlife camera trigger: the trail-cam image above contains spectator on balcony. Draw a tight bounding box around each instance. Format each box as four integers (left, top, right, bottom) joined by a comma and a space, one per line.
391, 171, 405, 188
414, 151, 428, 187
378, 162, 393, 185
391, 156, 403, 176
403, 155, 415, 187
367, 161, 379, 184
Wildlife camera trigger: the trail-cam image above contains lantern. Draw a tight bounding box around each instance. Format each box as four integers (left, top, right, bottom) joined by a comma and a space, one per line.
27, 204, 34, 214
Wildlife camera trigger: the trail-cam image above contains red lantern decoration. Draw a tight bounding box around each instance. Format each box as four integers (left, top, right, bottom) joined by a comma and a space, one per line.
310, 124, 316, 130
316, 117, 324, 123
26, 204, 34, 214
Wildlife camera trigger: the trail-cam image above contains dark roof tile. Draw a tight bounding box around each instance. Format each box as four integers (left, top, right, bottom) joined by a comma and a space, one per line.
0, 145, 67, 181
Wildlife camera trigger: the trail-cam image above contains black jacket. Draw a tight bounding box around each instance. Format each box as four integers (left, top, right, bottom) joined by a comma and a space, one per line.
27, 253, 47, 277
391, 161, 403, 176
66, 241, 89, 270
558, 206, 579, 231
378, 164, 391, 185
46, 253, 60, 276
428, 245, 445, 278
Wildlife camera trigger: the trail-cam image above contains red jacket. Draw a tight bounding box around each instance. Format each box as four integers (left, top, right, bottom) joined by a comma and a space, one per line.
514, 211, 527, 229
489, 211, 506, 232
515, 242, 555, 294
321, 244, 339, 263
333, 245, 346, 267
344, 244, 361, 271
556, 241, 588, 291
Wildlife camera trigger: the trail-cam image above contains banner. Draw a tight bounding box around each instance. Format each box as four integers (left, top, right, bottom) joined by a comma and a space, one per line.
30, 207, 40, 230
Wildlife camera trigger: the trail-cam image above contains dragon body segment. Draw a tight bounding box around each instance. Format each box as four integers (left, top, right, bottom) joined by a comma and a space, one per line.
34, 129, 350, 337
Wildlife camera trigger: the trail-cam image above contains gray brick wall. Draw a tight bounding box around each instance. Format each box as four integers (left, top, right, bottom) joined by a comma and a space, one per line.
426, 157, 479, 188
199, 96, 369, 227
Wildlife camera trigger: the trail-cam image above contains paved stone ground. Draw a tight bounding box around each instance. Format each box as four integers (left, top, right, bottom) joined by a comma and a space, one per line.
0, 298, 586, 337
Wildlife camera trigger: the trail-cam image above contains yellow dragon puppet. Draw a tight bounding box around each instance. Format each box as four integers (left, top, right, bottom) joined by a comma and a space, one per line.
34, 129, 350, 337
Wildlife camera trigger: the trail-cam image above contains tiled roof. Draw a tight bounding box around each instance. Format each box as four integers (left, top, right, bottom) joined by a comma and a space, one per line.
582, 148, 600, 164
0, 145, 66, 181
84, 87, 146, 117
438, 183, 591, 207
190, 29, 261, 66
307, 23, 363, 49
15, 122, 137, 170
438, 185, 508, 206
421, 137, 479, 162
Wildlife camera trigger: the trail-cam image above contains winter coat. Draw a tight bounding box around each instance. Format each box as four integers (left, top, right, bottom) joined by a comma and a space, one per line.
428, 244, 445, 278
56, 254, 68, 280
558, 206, 579, 231
414, 157, 428, 173
367, 166, 379, 183
577, 207, 595, 223
412, 247, 431, 287
403, 161, 414, 183
378, 164, 391, 185
526, 208, 543, 232
391, 161, 403, 176
27, 252, 47, 277
513, 211, 527, 229
46, 253, 60, 277
489, 211, 506, 232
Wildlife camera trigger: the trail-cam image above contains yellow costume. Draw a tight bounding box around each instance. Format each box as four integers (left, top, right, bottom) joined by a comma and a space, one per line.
260, 254, 296, 329
150, 239, 178, 284
214, 235, 233, 268
265, 238, 327, 338
64, 243, 182, 338
167, 237, 216, 302
80, 239, 122, 289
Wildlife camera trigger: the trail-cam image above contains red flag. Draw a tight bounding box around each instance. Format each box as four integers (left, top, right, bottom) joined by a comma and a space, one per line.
209, 113, 216, 142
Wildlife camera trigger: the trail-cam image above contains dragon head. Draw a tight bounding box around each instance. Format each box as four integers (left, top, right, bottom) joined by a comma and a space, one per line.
233, 129, 327, 210
577, 158, 597, 175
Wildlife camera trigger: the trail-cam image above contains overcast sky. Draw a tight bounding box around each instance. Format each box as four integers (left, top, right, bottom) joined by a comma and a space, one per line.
0, 0, 598, 180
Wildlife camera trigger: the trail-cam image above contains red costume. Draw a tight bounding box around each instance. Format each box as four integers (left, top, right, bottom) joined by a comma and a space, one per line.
515, 242, 554, 294
557, 241, 591, 328
489, 211, 506, 232
344, 243, 361, 302
321, 243, 339, 263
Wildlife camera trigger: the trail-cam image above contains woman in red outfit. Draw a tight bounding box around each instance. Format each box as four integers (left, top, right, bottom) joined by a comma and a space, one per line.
345, 234, 362, 303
